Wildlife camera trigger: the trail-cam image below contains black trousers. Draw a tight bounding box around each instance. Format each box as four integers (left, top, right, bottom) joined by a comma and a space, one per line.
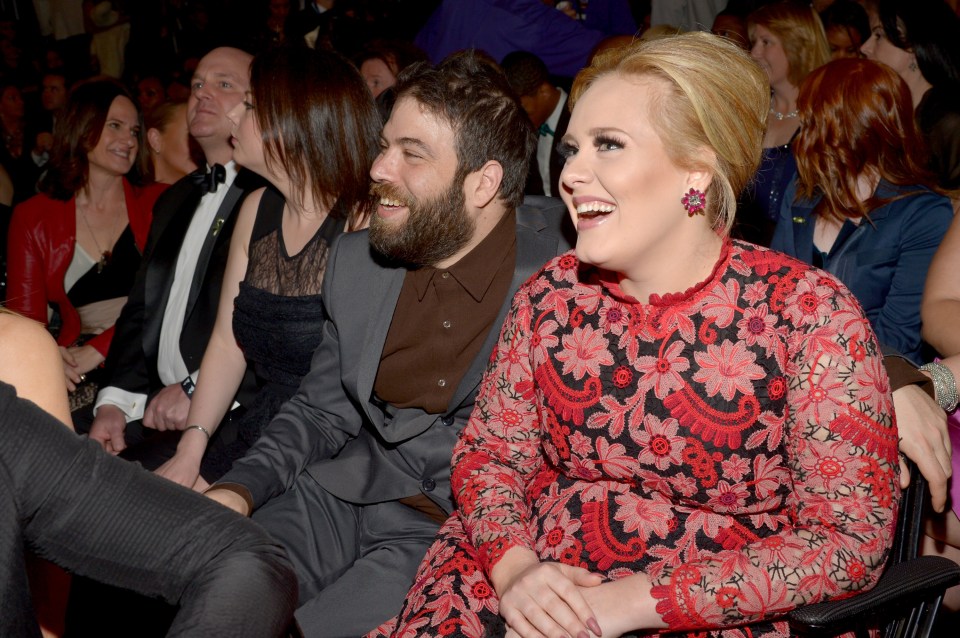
0, 382, 297, 637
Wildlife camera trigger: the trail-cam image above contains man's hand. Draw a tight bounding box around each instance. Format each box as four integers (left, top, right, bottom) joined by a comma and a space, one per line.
88, 404, 128, 454
204, 488, 251, 517
143, 383, 191, 431
894, 384, 952, 512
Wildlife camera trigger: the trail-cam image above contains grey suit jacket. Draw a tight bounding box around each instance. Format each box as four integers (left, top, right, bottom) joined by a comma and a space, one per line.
219, 198, 572, 515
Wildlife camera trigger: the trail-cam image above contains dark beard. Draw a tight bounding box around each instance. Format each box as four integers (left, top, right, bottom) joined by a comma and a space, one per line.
369, 180, 475, 267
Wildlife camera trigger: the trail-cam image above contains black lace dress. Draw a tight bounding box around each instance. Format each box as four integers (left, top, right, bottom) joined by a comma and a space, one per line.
200, 185, 346, 479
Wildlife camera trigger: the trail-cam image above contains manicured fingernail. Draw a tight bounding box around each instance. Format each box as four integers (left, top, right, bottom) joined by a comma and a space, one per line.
588, 618, 602, 635
578, 632, 590, 638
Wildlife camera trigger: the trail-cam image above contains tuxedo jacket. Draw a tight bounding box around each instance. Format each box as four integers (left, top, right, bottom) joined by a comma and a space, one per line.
525, 98, 571, 198
101, 169, 265, 406
220, 197, 573, 515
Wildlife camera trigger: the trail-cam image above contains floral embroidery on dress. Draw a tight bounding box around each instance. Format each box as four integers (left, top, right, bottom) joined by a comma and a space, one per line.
372, 241, 898, 638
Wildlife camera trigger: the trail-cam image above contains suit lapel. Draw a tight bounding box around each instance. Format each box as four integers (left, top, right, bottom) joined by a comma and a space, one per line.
143, 183, 202, 362
356, 261, 406, 426
549, 99, 571, 196
446, 209, 561, 412
184, 180, 245, 320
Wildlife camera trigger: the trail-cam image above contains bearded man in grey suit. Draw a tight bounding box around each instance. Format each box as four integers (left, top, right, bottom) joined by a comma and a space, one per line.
206, 51, 571, 636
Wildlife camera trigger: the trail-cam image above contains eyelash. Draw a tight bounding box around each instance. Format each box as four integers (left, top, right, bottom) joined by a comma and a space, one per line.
556, 141, 576, 159
596, 135, 624, 151
557, 135, 625, 158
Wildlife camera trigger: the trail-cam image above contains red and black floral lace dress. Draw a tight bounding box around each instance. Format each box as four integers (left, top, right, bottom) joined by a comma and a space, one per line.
376, 240, 899, 638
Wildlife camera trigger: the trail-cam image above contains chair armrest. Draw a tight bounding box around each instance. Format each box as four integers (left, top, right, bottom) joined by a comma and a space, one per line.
788, 556, 960, 633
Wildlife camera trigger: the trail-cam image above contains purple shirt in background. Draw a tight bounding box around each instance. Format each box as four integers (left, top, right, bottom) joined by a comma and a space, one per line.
416, 0, 637, 79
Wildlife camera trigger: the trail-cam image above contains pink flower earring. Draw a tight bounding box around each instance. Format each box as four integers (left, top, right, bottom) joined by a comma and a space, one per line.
682, 188, 706, 217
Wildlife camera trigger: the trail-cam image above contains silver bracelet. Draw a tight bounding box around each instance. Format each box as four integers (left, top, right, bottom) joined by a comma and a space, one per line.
919, 362, 959, 413
185, 424, 211, 441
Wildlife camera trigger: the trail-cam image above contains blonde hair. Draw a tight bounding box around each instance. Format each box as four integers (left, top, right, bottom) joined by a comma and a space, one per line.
748, 1, 831, 87
570, 32, 769, 234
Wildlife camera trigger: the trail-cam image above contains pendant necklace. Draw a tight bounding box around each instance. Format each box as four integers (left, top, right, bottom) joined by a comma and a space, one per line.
79, 204, 118, 273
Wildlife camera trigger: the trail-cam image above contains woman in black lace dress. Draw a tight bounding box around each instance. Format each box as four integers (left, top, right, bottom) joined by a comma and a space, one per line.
155, 46, 380, 489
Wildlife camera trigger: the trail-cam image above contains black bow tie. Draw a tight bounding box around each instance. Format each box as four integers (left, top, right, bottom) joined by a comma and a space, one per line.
191, 164, 226, 194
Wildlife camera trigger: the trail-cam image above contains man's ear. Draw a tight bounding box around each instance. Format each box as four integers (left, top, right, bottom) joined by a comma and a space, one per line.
465, 160, 504, 209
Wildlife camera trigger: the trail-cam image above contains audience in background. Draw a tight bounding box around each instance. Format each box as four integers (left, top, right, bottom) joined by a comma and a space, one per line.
737, 1, 830, 246
144, 99, 197, 185
502, 50, 570, 198
355, 39, 428, 98
6, 79, 166, 428
819, 0, 870, 59
861, 0, 960, 192
771, 58, 952, 363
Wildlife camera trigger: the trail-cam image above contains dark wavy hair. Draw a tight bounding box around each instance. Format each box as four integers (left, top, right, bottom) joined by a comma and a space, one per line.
794, 58, 935, 221
39, 79, 146, 201
249, 46, 379, 226
876, 0, 960, 88
394, 50, 535, 208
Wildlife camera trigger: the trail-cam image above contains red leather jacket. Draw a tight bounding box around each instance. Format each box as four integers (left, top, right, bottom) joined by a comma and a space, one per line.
6, 179, 167, 356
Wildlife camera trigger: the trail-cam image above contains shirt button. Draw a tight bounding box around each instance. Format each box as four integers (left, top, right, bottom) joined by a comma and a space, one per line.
441, 415, 455, 426
442, 320, 451, 329
441, 272, 450, 279
437, 379, 446, 387
422, 478, 436, 491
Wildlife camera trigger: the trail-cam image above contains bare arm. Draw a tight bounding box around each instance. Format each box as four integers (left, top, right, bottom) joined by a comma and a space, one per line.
922, 212, 960, 356
154, 189, 264, 489
0, 312, 72, 427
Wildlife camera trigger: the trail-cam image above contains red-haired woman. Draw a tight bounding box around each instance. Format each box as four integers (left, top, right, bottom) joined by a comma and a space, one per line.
770, 57, 952, 364
6, 79, 166, 422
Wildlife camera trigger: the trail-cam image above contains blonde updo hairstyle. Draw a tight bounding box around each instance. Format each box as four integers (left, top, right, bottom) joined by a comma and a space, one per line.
569, 32, 769, 234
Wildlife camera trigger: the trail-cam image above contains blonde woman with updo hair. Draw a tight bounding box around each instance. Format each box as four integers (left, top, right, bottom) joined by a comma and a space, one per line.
371, 33, 898, 638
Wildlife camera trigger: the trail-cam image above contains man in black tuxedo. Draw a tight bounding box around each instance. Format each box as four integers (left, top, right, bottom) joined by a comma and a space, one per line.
88, 47, 261, 462
502, 50, 571, 198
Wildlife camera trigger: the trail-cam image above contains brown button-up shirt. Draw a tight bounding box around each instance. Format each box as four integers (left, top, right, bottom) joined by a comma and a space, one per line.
374, 211, 517, 415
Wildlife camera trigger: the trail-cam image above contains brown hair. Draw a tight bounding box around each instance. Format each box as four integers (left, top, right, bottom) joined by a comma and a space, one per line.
570, 32, 769, 233
40, 78, 146, 200
748, 1, 831, 86
249, 47, 380, 225
794, 58, 936, 221
394, 50, 535, 208
355, 40, 428, 79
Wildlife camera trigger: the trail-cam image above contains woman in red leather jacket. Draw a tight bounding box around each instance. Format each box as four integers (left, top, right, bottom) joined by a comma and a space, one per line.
6, 79, 166, 418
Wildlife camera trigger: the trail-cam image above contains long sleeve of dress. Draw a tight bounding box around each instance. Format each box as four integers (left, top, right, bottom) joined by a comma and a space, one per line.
451, 286, 544, 569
